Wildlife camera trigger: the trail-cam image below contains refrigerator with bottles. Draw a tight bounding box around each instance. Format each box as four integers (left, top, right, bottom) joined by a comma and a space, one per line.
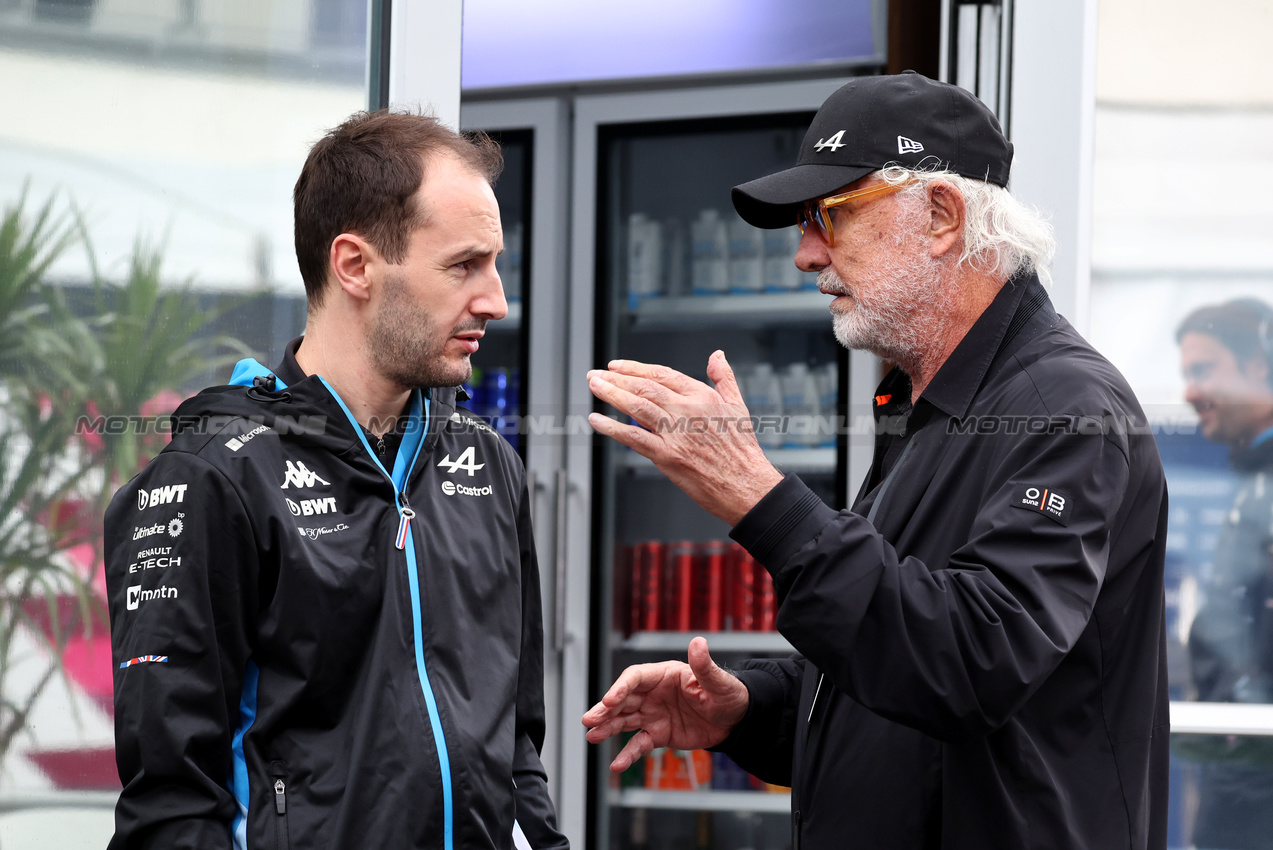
560, 78, 877, 850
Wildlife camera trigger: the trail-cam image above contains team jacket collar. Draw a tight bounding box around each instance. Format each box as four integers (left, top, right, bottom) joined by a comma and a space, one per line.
225, 342, 457, 475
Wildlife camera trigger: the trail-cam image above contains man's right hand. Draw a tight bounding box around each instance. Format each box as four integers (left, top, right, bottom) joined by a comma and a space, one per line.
581, 636, 750, 772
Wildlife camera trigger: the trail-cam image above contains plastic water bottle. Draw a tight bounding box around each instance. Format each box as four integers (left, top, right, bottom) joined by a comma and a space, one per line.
744, 364, 784, 449
627, 214, 664, 307
815, 362, 839, 447
781, 363, 822, 448
690, 210, 729, 296
763, 226, 805, 292
663, 217, 689, 298
727, 214, 763, 293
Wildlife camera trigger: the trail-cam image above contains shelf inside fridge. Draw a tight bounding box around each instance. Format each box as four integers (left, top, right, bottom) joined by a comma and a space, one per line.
628, 291, 830, 329
609, 788, 791, 814
616, 630, 794, 654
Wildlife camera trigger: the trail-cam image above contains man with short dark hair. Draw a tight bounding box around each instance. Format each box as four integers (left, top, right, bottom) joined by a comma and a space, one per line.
583, 73, 1169, 849
106, 111, 567, 850
1177, 299, 1273, 848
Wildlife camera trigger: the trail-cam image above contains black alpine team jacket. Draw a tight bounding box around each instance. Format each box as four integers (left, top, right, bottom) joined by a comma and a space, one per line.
720, 274, 1170, 850
105, 353, 567, 850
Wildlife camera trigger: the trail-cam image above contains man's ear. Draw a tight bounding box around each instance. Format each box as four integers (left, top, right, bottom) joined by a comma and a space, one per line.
927, 180, 965, 259
330, 233, 375, 303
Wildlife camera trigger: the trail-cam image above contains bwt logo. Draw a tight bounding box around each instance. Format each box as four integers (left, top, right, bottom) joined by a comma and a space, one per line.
138, 484, 187, 510
441, 481, 492, 497
126, 585, 179, 610
286, 497, 339, 516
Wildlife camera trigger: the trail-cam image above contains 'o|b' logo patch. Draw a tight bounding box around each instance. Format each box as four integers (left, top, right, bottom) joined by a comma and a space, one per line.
1011, 485, 1072, 526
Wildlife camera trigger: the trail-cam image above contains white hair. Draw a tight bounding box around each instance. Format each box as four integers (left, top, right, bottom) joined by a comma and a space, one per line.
878, 165, 1057, 288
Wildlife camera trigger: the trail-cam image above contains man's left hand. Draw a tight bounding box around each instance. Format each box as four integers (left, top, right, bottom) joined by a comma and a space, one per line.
587, 350, 784, 526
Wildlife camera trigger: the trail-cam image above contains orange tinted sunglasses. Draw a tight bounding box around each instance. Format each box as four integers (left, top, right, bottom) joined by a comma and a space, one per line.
796, 180, 911, 247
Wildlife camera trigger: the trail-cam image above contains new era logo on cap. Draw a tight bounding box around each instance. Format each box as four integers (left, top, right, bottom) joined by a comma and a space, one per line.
897, 136, 925, 155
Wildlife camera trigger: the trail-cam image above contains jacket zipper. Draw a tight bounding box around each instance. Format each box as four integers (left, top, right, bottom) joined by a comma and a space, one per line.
270, 762, 289, 850
396, 492, 415, 550
316, 379, 453, 850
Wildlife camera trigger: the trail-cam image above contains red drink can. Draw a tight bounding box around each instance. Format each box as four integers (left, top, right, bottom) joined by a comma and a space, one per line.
696, 541, 725, 632
732, 545, 757, 632
666, 541, 695, 632
637, 542, 665, 632
756, 565, 776, 632
615, 544, 634, 636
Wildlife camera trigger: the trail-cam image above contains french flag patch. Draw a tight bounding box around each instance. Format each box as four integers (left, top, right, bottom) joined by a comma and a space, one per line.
120, 655, 169, 669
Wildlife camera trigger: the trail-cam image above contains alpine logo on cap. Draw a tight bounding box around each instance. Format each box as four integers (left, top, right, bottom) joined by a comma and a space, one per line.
814, 130, 847, 153
897, 136, 925, 155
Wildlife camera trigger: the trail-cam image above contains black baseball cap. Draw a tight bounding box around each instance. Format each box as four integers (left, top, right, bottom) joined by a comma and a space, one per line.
732, 71, 1013, 229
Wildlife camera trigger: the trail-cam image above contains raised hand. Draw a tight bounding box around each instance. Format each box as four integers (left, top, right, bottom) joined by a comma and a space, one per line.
587, 350, 785, 525
582, 637, 751, 772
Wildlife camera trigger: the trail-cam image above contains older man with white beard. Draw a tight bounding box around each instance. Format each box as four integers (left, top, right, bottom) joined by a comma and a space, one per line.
583, 73, 1170, 850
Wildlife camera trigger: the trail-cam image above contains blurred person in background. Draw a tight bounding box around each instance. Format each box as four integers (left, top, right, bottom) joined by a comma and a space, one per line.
1177, 299, 1273, 849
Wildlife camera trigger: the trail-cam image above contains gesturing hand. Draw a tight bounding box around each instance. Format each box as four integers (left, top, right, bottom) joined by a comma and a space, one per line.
581, 637, 750, 773
587, 350, 784, 526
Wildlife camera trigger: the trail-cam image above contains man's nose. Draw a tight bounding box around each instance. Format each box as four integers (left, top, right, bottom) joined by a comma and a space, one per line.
1182, 380, 1204, 406
794, 226, 830, 274
474, 266, 508, 321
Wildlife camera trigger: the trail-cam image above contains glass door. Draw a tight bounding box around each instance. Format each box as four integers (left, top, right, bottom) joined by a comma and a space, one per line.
566, 79, 858, 850
460, 97, 578, 838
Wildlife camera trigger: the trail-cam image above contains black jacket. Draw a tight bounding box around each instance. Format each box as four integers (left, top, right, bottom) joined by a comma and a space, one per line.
105, 349, 567, 850
722, 275, 1170, 850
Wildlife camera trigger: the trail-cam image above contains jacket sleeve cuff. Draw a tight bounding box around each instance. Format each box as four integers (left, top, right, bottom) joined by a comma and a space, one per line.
712, 663, 789, 751
730, 473, 839, 569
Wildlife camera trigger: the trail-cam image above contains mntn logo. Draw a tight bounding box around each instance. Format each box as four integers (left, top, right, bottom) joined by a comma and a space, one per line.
126, 585, 179, 610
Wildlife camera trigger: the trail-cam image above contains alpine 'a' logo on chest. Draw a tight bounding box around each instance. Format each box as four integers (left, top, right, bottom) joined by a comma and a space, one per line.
437, 446, 485, 477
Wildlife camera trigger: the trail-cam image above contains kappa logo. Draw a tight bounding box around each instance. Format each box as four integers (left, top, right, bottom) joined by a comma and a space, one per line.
1011, 485, 1073, 526
280, 460, 329, 489
437, 446, 485, 477
897, 135, 925, 155
126, 585, 178, 610
138, 484, 187, 510
813, 129, 847, 152
286, 496, 339, 517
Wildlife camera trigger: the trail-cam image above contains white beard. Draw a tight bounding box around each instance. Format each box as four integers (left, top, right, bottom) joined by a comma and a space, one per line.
825, 229, 952, 377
